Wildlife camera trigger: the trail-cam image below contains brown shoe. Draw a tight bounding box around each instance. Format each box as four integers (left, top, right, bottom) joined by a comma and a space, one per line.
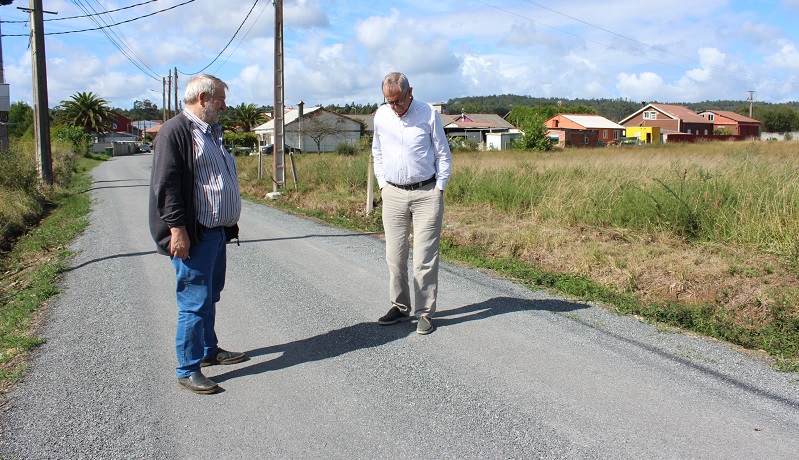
178, 371, 219, 394
200, 348, 247, 367
416, 315, 434, 335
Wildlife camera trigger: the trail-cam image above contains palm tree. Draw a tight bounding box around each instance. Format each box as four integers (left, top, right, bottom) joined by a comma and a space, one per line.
229, 103, 268, 132
59, 92, 116, 134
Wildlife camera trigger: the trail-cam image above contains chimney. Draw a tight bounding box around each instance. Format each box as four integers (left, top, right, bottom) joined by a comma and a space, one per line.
298, 100, 304, 118
641, 101, 647, 107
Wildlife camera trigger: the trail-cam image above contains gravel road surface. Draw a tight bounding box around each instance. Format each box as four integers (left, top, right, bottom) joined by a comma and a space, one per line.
1, 154, 798, 459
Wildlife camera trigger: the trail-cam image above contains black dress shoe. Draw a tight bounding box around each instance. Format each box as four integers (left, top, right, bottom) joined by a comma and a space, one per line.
178, 371, 219, 394
200, 348, 247, 367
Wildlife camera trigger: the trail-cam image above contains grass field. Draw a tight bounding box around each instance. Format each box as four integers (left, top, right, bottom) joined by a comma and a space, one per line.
237, 140, 799, 371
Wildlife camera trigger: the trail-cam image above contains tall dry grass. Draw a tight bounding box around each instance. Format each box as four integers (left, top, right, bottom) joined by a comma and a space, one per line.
0, 138, 77, 246
448, 141, 799, 256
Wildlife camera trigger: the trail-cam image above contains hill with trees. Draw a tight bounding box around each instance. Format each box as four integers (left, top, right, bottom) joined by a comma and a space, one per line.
444, 94, 799, 127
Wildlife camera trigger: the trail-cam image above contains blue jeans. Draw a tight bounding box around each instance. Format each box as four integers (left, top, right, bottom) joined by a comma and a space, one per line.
171, 227, 226, 378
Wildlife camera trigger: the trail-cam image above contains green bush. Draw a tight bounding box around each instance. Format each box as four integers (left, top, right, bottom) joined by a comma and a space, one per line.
334, 142, 357, 155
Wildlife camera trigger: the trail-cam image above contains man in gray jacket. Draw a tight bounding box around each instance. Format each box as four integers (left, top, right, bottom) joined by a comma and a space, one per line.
149, 74, 246, 394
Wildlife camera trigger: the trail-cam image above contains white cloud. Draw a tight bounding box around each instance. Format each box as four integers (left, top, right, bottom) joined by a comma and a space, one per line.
354, 10, 400, 50
616, 72, 665, 101
285, 0, 329, 28
765, 40, 799, 70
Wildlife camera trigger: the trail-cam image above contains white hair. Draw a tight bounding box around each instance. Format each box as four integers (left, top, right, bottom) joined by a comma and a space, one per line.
183, 74, 228, 104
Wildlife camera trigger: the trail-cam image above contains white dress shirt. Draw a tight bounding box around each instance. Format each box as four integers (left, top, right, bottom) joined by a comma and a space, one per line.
372, 98, 452, 191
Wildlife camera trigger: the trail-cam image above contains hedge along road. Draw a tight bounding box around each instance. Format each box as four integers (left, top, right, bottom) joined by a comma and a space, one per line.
1, 154, 798, 459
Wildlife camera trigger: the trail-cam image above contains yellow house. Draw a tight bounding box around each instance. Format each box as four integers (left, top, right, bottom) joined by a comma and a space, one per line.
624, 126, 661, 144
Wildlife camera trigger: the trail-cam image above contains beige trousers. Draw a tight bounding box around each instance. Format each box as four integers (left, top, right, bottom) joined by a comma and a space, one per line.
381, 182, 444, 317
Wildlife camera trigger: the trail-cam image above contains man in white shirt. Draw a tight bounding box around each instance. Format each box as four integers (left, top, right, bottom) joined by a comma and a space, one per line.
372, 72, 453, 335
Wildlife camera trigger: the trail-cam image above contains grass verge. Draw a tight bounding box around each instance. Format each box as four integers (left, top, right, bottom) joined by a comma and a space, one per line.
442, 239, 799, 372
0, 155, 103, 397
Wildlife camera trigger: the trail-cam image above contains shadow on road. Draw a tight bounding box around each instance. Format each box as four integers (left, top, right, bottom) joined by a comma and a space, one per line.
65, 250, 157, 272
212, 296, 588, 383
82, 179, 150, 193
236, 232, 382, 245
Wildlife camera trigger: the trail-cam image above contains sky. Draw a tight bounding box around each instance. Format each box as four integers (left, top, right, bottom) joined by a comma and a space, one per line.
1, 0, 798, 114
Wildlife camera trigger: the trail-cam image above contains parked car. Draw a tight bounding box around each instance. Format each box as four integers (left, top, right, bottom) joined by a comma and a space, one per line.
139, 143, 151, 153
261, 144, 301, 155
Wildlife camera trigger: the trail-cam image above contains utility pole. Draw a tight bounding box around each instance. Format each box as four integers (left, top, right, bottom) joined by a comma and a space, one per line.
174, 66, 179, 114
30, 0, 52, 185
0, 8, 10, 152
167, 69, 172, 119
162, 77, 167, 121
271, 0, 285, 193
747, 90, 755, 118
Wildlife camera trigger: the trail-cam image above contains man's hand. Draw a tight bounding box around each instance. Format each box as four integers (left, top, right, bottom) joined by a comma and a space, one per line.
169, 226, 190, 259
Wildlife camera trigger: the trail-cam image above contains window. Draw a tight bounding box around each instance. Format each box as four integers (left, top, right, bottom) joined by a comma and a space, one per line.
603, 130, 608, 138
613, 130, 620, 140
707, 113, 715, 121
584, 136, 589, 144
643, 111, 657, 120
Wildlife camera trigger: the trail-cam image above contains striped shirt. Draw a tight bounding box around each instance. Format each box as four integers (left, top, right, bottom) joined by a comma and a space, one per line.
184, 109, 241, 228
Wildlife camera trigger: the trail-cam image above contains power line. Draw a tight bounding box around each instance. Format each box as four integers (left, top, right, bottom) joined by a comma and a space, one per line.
516, 0, 791, 85
0, 0, 195, 36
212, 0, 270, 74
475, 0, 793, 87
0, 0, 161, 23
68, 0, 161, 81
177, 0, 261, 76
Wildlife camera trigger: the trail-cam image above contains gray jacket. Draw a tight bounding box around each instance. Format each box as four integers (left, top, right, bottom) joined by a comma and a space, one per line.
148, 113, 201, 256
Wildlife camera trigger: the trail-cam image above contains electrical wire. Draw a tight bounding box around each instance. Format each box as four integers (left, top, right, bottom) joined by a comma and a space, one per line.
516, 0, 791, 85
177, 0, 261, 76
0, 0, 195, 36
0, 0, 161, 23
66, 0, 162, 81
212, 0, 270, 74
474, 0, 793, 86
89, 0, 164, 81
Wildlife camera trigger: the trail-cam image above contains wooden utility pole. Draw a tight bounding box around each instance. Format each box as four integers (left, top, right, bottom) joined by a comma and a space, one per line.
162, 77, 167, 121
30, 0, 52, 185
174, 67, 179, 114
0, 15, 9, 152
167, 69, 172, 119
272, 0, 285, 191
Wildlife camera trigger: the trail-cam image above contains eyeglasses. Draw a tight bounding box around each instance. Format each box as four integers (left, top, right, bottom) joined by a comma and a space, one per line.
385, 91, 409, 107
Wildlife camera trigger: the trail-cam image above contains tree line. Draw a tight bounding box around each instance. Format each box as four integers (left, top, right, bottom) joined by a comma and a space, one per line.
7, 91, 799, 157
447, 94, 799, 133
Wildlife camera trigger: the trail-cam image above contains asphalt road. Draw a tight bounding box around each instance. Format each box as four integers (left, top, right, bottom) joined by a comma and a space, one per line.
1, 154, 798, 459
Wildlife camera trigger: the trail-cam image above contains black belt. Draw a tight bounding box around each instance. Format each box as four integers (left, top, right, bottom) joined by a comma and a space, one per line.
387, 176, 436, 191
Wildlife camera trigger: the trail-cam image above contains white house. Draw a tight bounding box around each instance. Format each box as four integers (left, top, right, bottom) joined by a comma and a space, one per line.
253, 106, 362, 153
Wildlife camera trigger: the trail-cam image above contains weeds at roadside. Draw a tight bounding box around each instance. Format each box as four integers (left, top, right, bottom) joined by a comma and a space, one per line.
0, 157, 96, 395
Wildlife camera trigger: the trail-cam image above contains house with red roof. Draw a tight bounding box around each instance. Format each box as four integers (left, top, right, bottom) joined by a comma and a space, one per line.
619, 103, 715, 136
697, 110, 761, 138
440, 112, 517, 145
545, 114, 625, 147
